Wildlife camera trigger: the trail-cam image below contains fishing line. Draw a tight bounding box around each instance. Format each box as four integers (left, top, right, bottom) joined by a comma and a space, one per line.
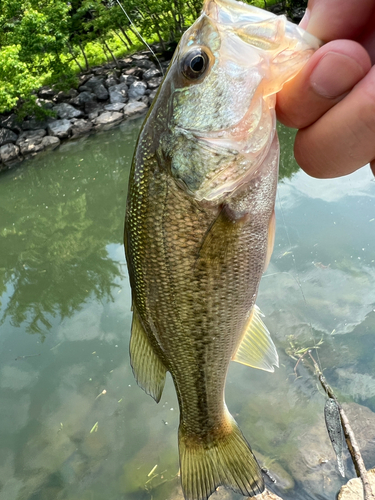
115, 0, 165, 76
276, 188, 324, 374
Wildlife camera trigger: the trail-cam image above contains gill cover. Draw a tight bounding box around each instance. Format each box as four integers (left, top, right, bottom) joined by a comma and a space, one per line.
165, 0, 321, 202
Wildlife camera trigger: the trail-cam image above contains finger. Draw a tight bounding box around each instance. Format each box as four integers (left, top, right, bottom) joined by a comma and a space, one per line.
300, 0, 375, 42
276, 40, 371, 129
293, 66, 375, 178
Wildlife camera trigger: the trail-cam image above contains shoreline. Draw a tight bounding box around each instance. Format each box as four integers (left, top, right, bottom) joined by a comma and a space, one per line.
0, 49, 170, 172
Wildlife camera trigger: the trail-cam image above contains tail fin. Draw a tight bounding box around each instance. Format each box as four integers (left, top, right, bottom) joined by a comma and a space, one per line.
178, 413, 264, 500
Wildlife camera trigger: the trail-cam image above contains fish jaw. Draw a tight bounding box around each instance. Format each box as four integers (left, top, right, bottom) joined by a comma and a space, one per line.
163, 1, 320, 203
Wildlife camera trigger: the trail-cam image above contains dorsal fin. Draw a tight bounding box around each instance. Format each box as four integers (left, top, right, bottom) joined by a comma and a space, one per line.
129, 305, 167, 402
233, 305, 279, 372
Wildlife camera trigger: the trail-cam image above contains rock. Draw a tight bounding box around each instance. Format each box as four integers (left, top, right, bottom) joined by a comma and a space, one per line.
21, 117, 49, 130
0, 114, 22, 132
47, 119, 72, 139
147, 76, 163, 89
79, 76, 108, 100
119, 74, 137, 85
0, 143, 21, 164
108, 82, 128, 104
53, 103, 82, 120
91, 82, 109, 100
123, 101, 148, 118
338, 468, 375, 499
70, 119, 93, 138
0, 128, 18, 146
16, 129, 46, 157
255, 490, 284, 500
19, 139, 45, 157
16, 129, 46, 145
87, 111, 100, 121
55, 89, 78, 102
36, 98, 54, 110
38, 86, 56, 99
131, 53, 148, 60
41, 136, 60, 150
142, 67, 162, 81
78, 73, 92, 86
70, 91, 97, 107
128, 81, 147, 101
133, 59, 155, 70
93, 111, 123, 130
104, 103, 125, 112
84, 101, 104, 116
148, 89, 158, 104
342, 403, 375, 465
104, 75, 119, 88
124, 67, 140, 77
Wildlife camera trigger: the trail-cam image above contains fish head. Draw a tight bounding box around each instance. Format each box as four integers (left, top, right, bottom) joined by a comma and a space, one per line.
159, 0, 320, 202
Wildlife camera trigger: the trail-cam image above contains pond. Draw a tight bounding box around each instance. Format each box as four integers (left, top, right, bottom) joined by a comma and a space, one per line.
0, 118, 374, 500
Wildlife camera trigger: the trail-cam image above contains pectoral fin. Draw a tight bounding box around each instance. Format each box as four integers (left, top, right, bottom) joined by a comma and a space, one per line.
129, 305, 167, 403
233, 305, 279, 372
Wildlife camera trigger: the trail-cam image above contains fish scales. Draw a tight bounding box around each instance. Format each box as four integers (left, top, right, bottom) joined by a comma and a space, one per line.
125, 0, 320, 499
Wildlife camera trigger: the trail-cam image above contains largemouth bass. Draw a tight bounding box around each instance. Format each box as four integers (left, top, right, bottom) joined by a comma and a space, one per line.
124, 0, 320, 498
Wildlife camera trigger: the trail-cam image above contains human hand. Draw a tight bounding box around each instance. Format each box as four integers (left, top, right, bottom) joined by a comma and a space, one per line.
277, 0, 375, 177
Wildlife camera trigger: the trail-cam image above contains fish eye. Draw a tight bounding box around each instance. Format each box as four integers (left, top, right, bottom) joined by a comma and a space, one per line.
181, 48, 209, 80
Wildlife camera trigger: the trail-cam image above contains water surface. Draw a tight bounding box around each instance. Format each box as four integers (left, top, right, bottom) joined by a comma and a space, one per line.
0, 120, 374, 500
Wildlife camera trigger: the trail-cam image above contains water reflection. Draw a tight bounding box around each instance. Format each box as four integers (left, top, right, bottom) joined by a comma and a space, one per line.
0, 121, 141, 336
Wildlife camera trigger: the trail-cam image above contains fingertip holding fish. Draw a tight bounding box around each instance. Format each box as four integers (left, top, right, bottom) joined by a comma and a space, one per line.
124, 1, 319, 499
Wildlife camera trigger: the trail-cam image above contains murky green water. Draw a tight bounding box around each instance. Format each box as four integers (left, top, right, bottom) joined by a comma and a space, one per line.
0, 119, 374, 500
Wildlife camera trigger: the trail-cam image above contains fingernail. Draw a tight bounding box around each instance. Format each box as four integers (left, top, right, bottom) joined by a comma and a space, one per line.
299, 8, 310, 29
310, 52, 366, 99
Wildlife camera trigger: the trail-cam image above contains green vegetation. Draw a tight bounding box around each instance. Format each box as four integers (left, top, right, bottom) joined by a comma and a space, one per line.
0, 0, 306, 116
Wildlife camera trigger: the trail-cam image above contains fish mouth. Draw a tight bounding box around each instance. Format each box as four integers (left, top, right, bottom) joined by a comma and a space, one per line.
204, 0, 321, 50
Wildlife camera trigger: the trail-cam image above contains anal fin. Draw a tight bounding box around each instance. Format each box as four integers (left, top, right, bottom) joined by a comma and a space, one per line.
233, 305, 279, 372
129, 305, 167, 402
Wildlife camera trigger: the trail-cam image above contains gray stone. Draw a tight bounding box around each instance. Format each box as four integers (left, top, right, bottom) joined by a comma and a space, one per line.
0, 114, 22, 131
119, 74, 137, 85
91, 82, 109, 100
108, 83, 128, 104
38, 86, 56, 99
147, 76, 163, 89
0, 128, 18, 146
55, 89, 78, 102
128, 81, 147, 101
71, 119, 93, 138
104, 75, 119, 88
148, 90, 158, 105
41, 136, 60, 150
21, 117, 49, 130
338, 468, 375, 499
132, 59, 155, 70
16, 129, 46, 145
78, 74, 93, 86
70, 91, 97, 107
84, 101, 103, 115
123, 101, 148, 118
47, 119, 72, 139
104, 103, 125, 112
88, 111, 100, 120
79, 77, 108, 100
53, 103, 83, 120
0, 143, 21, 164
19, 140, 45, 157
143, 67, 162, 81
93, 111, 123, 130
36, 98, 54, 110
